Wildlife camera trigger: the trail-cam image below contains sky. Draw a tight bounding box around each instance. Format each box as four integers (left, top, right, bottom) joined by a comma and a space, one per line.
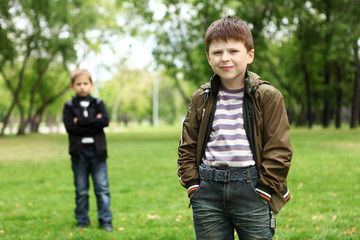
77, 0, 169, 82
78, 35, 155, 82
74, 0, 174, 81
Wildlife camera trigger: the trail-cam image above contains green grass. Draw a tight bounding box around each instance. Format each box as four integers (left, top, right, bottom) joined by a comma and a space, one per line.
0, 127, 359, 239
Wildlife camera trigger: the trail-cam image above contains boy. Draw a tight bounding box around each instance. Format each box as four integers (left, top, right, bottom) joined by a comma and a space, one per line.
177, 16, 292, 239
63, 68, 113, 231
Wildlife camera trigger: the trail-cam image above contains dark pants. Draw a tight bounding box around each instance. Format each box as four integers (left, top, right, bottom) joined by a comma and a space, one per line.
71, 145, 112, 226
190, 164, 274, 239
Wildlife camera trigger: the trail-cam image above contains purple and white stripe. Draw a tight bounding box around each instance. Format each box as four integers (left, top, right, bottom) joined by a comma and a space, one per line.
202, 87, 255, 167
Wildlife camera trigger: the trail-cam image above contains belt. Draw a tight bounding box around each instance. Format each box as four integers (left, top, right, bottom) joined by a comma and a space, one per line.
199, 163, 258, 183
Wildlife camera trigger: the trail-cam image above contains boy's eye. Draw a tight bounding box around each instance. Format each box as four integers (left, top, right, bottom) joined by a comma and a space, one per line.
230, 50, 238, 53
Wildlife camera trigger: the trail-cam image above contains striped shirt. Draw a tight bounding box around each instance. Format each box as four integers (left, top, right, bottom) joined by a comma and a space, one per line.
202, 86, 255, 167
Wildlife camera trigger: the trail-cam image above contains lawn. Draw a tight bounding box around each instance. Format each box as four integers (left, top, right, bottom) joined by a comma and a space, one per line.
0, 127, 359, 239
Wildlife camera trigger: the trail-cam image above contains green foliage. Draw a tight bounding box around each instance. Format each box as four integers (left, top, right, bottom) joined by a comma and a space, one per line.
1, 0, 359, 132
0, 0, 123, 134
276, 0, 360, 126
129, 0, 360, 128
157, 73, 186, 124
0, 0, 14, 64
0, 128, 359, 239
98, 68, 193, 125
0, 81, 11, 121
150, 0, 228, 86
99, 69, 153, 123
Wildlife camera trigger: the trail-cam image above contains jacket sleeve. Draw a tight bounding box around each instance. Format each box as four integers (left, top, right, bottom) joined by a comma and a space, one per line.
62, 102, 96, 134
177, 94, 201, 191
256, 86, 292, 201
77, 100, 109, 129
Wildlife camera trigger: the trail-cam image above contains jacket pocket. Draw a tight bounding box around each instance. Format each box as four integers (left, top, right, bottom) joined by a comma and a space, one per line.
190, 181, 206, 201
269, 187, 290, 214
251, 180, 270, 206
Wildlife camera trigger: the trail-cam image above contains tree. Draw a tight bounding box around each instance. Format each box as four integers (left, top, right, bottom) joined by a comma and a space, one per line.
0, 0, 120, 135
99, 68, 153, 125
285, 0, 360, 128
127, 0, 360, 129
124, 0, 232, 104
127, 0, 287, 104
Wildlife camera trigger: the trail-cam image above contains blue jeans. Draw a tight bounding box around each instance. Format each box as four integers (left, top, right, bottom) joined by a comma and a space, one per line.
71, 145, 112, 226
190, 165, 274, 239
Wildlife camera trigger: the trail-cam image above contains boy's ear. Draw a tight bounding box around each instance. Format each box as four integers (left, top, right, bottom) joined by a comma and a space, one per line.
247, 49, 255, 64
206, 52, 210, 62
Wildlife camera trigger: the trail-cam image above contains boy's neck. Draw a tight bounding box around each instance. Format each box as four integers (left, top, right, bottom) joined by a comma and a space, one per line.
75, 95, 91, 101
220, 77, 245, 90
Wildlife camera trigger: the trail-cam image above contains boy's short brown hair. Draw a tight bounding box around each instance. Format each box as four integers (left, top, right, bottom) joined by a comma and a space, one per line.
205, 16, 254, 53
70, 68, 92, 84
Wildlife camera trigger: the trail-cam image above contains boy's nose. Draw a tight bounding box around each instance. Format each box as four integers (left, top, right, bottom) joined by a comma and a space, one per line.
221, 52, 230, 61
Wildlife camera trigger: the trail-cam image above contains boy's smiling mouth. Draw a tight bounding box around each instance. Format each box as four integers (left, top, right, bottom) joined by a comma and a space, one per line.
221, 66, 233, 71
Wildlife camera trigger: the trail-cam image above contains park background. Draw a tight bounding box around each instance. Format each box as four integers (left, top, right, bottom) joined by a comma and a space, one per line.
0, 0, 359, 239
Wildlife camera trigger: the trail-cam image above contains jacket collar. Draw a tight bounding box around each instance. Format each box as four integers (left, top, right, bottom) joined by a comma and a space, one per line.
72, 95, 96, 104
246, 71, 270, 93
204, 71, 269, 95
209, 71, 258, 94
244, 71, 252, 93
209, 74, 221, 95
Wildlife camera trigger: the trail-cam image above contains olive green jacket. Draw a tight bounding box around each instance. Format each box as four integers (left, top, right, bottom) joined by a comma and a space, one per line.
177, 71, 293, 213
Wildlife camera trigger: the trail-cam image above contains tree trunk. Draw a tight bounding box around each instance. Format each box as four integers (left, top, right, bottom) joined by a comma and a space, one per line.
322, 2, 332, 128
173, 73, 190, 105
111, 92, 121, 123
0, 49, 31, 135
1, 48, 32, 135
322, 65, 331, 128
301, 61, 313, 128
24, 57, 55, 133
351, 44, 360, 128
31, 109, 44, 132
335, 65, 342, 128
30, 85, 69, 133
1, 102, 15, 136
16, 103, 26, 135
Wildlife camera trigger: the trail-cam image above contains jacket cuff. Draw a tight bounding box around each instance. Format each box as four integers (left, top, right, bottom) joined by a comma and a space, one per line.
256, 184, 273, 203
187, 185, 199, 198
179, 176, 199, 189
282, 187, 290, 202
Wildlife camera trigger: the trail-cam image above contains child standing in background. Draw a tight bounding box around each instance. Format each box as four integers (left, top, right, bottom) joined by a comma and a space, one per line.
63, 68, 113, 231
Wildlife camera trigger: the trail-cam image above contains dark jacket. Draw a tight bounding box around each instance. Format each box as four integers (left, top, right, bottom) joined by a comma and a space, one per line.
177, 71, 293, 213
63, 95, 109, 161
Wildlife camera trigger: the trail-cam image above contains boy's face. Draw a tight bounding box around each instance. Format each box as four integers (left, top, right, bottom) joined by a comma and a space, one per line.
71, 75, 93, 97
207, 39, 254, 87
